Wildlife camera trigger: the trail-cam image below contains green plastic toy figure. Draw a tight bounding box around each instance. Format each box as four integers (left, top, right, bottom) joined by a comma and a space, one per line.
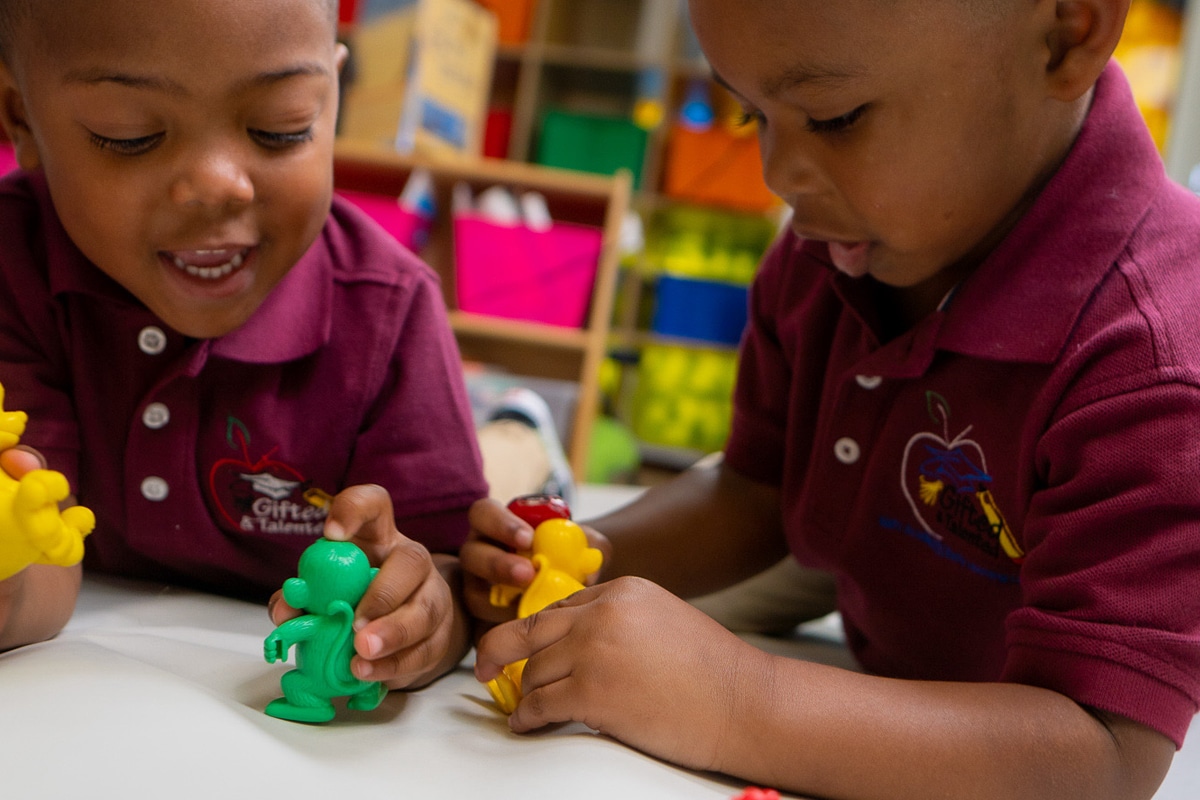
263, 538, 387, 723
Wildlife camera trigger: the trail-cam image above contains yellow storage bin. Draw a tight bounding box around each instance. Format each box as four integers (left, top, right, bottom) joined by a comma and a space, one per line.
632, 343, 739, 453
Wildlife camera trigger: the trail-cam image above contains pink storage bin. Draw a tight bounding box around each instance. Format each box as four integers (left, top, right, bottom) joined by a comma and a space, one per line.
453, 213, 603, 329
1, 142, 17, 175
335, 189, 429, 252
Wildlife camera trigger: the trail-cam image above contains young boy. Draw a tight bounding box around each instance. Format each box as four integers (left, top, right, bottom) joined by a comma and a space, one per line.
0, 0, 489, 690
464, 1, 1200, 797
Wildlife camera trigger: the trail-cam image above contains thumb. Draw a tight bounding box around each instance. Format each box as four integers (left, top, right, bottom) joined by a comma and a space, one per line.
322, 484, 397, 561
0, 445, 46, 479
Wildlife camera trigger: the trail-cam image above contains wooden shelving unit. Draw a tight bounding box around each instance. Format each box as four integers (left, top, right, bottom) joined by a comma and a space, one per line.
333, 140, 632, 478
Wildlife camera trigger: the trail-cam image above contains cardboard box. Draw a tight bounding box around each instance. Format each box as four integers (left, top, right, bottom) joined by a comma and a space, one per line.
338, 0, 496, 158
395, 0, 497, 157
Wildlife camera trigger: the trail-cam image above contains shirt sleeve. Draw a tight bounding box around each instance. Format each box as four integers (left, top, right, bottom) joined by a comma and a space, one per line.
1003, 373, 1200, 748
723, 235, 794, 486
0, 176, 82, 486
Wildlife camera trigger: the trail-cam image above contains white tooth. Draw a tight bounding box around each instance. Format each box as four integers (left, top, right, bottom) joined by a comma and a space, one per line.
173, 256, 187, 270
186, 265, 200, 276
231, 252, 244, 268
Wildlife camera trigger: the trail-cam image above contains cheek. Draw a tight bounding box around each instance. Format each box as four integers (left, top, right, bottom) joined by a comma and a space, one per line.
258, 157, 333, 247
46, 164, 150, 267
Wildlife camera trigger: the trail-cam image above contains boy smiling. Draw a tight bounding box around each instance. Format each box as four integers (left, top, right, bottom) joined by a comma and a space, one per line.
0, 0, 488, 693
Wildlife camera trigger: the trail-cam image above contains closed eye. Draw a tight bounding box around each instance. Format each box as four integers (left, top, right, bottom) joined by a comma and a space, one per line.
88, 131, 164, 156
805, 104, 867, 135
251, 128, 315, 149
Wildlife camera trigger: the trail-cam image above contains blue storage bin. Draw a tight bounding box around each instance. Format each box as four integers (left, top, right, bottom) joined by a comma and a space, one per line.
651, 274, 749, 346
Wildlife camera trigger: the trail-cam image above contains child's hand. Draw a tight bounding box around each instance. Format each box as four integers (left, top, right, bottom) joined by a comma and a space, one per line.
460, 498, 538, 626
460, 497, 610, 628
268, 484, 466, 689
473, 576, 767, 773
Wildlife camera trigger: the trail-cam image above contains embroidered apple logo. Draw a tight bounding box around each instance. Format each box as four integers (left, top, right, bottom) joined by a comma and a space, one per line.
208, 416, 307, 532
900, 392, 1023, 562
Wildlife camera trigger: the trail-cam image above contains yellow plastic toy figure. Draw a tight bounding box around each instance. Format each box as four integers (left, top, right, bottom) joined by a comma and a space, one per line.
485, 515, 603, 713
0, 381, 95, 581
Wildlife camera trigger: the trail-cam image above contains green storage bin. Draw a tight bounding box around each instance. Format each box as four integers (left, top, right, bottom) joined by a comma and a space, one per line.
536, 109, 647, 188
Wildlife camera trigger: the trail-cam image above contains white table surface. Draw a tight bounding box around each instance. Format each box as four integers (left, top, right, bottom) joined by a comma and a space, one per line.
1, 484, 1196, 799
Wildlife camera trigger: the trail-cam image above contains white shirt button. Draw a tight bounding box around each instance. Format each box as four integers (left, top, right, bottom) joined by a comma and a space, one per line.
140, 476, 169, 501
138, 326, 167, 355
834, 437, 861, 465
142, 402, 170, 430
855, 374, 883, 390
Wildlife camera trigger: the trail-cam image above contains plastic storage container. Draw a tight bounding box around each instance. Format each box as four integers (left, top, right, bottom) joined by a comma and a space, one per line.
651, 274, 748, 347
662, 123, 778, 213
335, 189, 432, 253
631, 342, 738, 453
453, 213, 603, 328
536, 109, 647, 188
474, 0, 537, 44
0, 141, 16, 175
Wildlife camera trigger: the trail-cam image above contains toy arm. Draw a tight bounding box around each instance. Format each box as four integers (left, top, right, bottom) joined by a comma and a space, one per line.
489, 583, 524, 608
263, 616, 317, 663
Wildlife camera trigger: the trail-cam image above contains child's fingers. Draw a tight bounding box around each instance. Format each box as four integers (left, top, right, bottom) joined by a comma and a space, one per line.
266, 589, 302, 626
351, 564, 453, 686
468, 497, 534, 552
473, 592, 591, 681
460, 537, 536, 591
508, 675, 578, 733
352, 536, 430, 626
321, 484, 396, 558
0, 445, 46, 479
462, 572, 523, 626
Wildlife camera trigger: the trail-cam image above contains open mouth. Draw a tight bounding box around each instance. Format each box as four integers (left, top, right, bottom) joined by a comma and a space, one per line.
164, 248, 250, 280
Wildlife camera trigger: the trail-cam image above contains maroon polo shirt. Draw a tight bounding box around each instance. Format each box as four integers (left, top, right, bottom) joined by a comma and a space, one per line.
0, 175, 487, 600
726, 62, 1200, 747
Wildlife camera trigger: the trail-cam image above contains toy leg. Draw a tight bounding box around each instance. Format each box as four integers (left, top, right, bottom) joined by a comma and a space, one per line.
485, 658, 527, 714
347, 681, 386, 712
265, 669, 336, 723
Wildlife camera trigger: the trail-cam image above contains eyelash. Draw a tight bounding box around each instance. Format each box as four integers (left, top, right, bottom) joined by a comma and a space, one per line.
88, 131, 162, 156
735, 104, 868, 135
806, 105, 867, 134
250, 128, 315, 148
87, 127, 315, 155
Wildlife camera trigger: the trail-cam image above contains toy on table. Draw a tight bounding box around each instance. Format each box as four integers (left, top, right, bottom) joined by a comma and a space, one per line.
485, 494, 603, 713
732, 789, 781, 800
263, 538, 386, 723
0, 381, 95, 581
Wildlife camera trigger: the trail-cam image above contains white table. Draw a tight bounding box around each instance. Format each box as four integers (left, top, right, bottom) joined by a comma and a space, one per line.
2, 484, 1197, 799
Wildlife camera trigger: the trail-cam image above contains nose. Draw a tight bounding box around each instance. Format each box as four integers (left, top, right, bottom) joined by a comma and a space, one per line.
169, 149, 255, 209
758, 124, 821, 203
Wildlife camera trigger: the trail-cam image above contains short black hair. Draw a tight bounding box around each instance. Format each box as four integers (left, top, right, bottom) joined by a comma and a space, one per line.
0, 0, 337, 64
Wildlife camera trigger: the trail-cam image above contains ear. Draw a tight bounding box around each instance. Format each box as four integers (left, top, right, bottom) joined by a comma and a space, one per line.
0, 62, 41, 170
1044, 0, 1131, 101
281, 577, 310, 609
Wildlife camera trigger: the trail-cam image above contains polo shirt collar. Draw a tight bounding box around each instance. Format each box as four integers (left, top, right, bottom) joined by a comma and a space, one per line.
210, 237, 332, 364
37, 169, 332, 365
937, 61, 1164, 363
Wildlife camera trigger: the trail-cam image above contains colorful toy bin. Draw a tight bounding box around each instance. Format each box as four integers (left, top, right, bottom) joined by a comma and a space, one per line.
453, 212, 604, 329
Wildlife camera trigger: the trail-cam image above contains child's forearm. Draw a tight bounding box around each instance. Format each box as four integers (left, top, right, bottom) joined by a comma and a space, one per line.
585, 460, 789, 598
720, 652, 1173, 800
0, 562, 81, 651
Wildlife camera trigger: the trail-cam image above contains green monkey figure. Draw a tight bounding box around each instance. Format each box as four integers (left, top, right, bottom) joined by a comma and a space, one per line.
263, 538, 387, 723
